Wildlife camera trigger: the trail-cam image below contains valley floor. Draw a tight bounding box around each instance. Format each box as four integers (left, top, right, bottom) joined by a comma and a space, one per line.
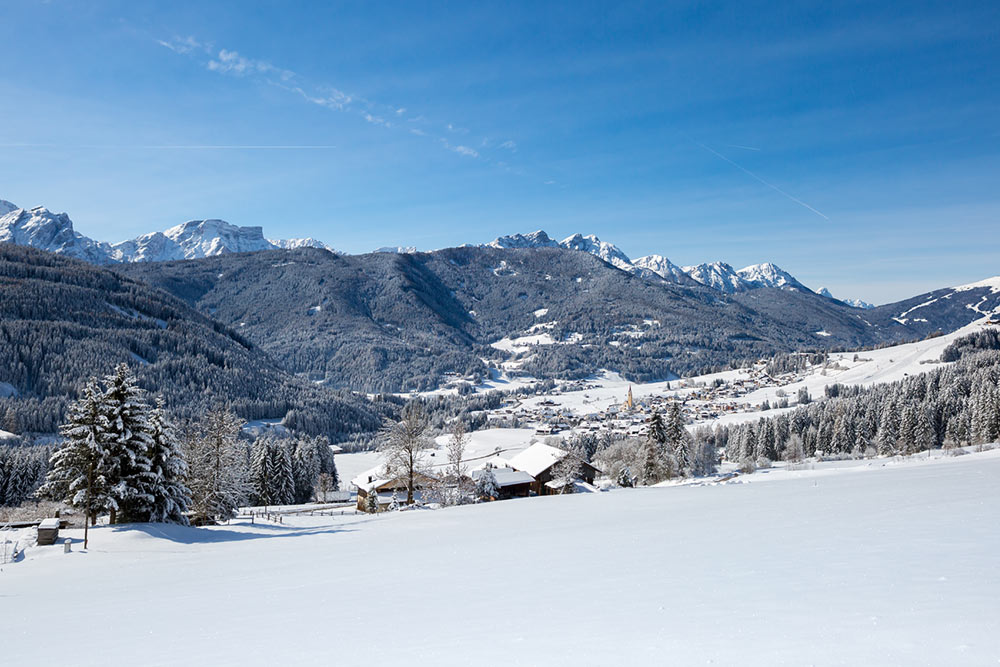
3, 449, 999, 665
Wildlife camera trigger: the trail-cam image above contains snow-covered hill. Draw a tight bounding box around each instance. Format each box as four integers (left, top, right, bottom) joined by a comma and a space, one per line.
4, 449, 998, 665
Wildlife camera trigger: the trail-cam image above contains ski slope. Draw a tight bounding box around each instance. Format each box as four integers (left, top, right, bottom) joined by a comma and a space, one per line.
3, 450, 999, 665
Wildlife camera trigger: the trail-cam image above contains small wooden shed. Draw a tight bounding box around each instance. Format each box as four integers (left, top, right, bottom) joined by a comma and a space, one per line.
36, 518, 60, 546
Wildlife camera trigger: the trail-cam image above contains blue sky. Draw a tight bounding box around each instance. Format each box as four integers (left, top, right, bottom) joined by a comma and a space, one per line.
1, 1, 998, 303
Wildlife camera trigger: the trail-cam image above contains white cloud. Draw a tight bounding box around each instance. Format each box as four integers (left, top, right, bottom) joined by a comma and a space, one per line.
452, 145, 479, 158
159, 37, 527, 166
157, 36, 206, 55
207, 49, 295, 81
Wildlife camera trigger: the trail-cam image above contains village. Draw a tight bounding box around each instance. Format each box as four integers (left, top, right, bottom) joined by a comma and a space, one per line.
348, 356, 825, 512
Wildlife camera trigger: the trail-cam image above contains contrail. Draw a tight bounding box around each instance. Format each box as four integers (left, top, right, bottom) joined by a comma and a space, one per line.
688, 137, 829, 220
722, 144, 761, 152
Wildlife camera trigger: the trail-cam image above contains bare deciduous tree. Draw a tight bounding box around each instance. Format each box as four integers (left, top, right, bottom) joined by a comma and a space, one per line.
378, 401, 431, 505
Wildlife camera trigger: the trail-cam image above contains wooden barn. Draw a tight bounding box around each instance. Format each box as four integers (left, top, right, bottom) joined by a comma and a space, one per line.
471, 466, 535, 500
507, 443, 601, 495
353, 469, 438, 512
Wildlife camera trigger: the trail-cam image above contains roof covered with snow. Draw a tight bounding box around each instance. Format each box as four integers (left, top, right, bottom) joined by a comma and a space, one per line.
472, 467, 535, 487
507, 443, 569, 477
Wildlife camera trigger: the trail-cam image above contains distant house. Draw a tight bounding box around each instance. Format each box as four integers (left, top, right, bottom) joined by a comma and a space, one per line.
470, 467, 535, 500
507, 443, 600, 495
352, 468, 438, 512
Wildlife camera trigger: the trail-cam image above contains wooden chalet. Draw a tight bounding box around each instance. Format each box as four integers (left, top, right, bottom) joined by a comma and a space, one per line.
470, 467, 535, 500
353, 469, 438, 512
507, 443, 601, 496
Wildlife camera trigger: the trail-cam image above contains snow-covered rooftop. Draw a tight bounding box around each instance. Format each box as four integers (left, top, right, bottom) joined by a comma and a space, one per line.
507, 443, 568, 477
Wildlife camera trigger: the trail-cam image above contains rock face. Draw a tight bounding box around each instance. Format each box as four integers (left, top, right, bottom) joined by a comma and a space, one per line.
0, 205, 114, 264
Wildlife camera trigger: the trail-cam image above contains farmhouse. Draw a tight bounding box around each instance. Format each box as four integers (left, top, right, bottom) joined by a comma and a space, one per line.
470, 466, 535, 500
352, 468, 438, 512
507, 443, 600, 495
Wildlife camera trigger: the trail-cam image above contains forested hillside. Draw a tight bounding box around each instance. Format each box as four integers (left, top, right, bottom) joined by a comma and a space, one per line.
0, 245, 391, 439
123, 245, 967, 392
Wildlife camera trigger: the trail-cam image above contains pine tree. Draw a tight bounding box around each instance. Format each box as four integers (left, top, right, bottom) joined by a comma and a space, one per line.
915, 408, 937, 452
249, 437, 274, 506
474, 467, 500, 501
273, 442, 295, 505
292, 438, 321, 504
101, 363, 155, 524
40, 378, 110, 547
145, 397, 191, 524
647, 412, 667, 446
365, 487, 380, 513
876, 400, 898, 456
616, 466, 634, 488
666, 403, 693, 474
899, 404, 918, 455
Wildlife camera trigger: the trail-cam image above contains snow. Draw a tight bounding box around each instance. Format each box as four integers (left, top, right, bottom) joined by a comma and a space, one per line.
506, 442, 569, 477
490, 332, 556, 351
3, 450, 998, 665
533, 308, 549, 318
814, 329, 832, 337
952, 275, 1000, 293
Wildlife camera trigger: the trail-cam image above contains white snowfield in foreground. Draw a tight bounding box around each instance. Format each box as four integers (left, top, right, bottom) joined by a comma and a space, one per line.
4, 451, 1000, 666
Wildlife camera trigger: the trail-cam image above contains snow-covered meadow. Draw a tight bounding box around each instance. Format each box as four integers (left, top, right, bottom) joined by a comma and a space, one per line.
3, 449, 999, 665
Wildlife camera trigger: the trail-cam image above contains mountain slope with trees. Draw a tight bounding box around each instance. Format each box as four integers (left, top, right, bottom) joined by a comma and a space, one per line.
0, 245, 390, 440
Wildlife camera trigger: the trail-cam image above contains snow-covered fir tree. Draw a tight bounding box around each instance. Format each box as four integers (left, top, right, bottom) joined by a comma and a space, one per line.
365, 486, 379, 513
100, 363, 156, 524
145, 397, 191, 524
474, 466, 499, 501
249, 436, 275, 506
292, 438, 321, 504
40, 378, 112, 532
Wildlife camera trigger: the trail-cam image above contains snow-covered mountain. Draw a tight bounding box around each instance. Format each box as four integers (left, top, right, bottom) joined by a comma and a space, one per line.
0, 198, 339, 262
487, 229, 816, 293
632, 254, 692, 284
737, 262, 806, 291
559, 233, 634, 271
270, 237, 338, 252
680, 261, 808, 293
818, 287, 876, 309
488, 231, 633, 271
487, 230, 559, 250
682, 262, 747, 293
373, 246, 419, 254
0, 205, 114, 264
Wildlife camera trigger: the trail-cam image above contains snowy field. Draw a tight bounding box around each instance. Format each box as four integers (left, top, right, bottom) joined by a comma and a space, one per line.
3, 449, 999, 665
